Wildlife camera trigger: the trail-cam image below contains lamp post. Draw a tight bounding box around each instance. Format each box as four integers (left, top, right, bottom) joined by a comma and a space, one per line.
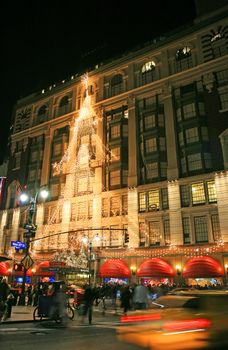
18, 187, 48, 305
82, 234, 100, 287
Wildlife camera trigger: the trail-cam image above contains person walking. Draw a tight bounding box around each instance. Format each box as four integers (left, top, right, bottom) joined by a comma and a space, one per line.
0, 278, 10, 302
133, 281, 149, 310
82, 284, 95, 324
120, 285, 132, 315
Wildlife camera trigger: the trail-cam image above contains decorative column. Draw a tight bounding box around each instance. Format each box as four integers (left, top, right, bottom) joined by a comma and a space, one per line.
128, 187, 139, 248
168, 180, 183, 245
163, 83, 179, 180
215, 172, 228, 242
0, 210, 7, 253
128, 95, 138, 187
92, 107, 103, 229
219, 129, 228, 170
34, 203, 45, 252
40, 127, 54, 186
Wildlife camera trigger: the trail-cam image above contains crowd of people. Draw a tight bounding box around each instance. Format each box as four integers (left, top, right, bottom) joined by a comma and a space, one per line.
1, 276, 226, 322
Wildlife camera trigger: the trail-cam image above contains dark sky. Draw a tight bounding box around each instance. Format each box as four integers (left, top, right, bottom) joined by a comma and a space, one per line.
1, 0, 197, 163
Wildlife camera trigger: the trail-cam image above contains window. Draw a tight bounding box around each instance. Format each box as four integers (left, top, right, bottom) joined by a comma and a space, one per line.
185, 128, 199, 143
139, 192, 146, 212
159, 137, 166, 151
148, 190, 160, 210
53, 143, 62, 157
37, 105, 47, 123
28, 169, 36, 182
144, 113, 156, 129
219, 88, 228, 110
31, 150, 39, 162
178, 131, 184, 146
77, 177, 88, 193
122, 194, 128, 215
192, 182, 205, 205
211, 214, 221, 241
194, 216, 208, 243
188, 153, 202, 171
204, 153, 212, 169
180, 185, 190, 207
110, 125, 120, 139
161, 188, 169, 209
110, 170, 120, 186
110, 147, 120, 162
145, 138, 157, 153
146, 163, 158, 179
148, 221, 160, 246
163, 219, 170, 244
102, 198, 109, 217
142, 61, 156, 73
139, 222, 146, 246
201, 127, 209, 141
71, 203, 77, 221
50, 183, 59, 199
88, 200, 93, 219
182, 217, 191, 244
207, 181, 217, 203
110, 197, 120, 216
183, 103, 196, 119
77, 201, 87, 220
176, 46, 191, 61
110, 225, 120, 246
110, 74, 123, 96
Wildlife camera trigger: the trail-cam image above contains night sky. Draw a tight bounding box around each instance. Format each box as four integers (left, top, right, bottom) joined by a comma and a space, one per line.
1, 0, 196, 163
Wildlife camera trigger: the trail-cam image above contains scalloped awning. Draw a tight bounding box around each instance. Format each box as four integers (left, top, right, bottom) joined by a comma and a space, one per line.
99, 259, 131, 278
183, 256, 225, 278
0, 262, 10, 276
136, 258, 175, 277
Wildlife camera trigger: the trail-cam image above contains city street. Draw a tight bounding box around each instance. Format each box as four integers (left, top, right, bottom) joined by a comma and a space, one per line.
0, 318, 143, 350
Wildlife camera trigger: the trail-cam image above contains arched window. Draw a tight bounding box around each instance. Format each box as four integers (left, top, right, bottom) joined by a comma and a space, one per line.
58, 96, 70, 116
176, 46, 191, 61
110, 74, 123, 97
174, 46, 192, 73
37, 105, 47, 124
140, 61, 157, 85
142, 61, 156, 73
59, 96, 69, 107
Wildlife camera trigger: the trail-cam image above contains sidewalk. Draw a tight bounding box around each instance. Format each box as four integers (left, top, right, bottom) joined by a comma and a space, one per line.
1, 304, 123, 324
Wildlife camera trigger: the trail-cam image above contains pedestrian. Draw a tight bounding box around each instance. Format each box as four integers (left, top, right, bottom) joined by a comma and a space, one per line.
81, 284, 95, 324
133, 281, 149, 310
6, 290, 15, 318
120, 285, 132, 315
0, 278, 10, 302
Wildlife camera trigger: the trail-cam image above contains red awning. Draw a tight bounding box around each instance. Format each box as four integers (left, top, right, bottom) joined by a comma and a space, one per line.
99, 259, 131, 278
35, 261, 55, 276
183, 256, 225, 278
0, 262, 10, 276
136, 258, 175, 277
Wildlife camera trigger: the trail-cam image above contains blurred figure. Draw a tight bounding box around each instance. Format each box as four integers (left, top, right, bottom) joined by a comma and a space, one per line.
120, 285, 132, 315
6, 290, 15, 318
133, 281, 148, 310
82, 284, 95, 324
0, 278, 10, 302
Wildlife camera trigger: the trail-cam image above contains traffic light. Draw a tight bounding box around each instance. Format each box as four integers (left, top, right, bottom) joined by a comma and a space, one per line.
124, 231, 129, 243
13, 263, 25, 272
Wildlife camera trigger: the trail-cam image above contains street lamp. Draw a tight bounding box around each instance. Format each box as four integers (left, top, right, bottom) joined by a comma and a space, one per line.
82, 234, 100, 286
18, 187, 49, 305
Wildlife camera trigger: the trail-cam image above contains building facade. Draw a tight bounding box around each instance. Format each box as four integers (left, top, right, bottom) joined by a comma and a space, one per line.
1, 3, 228, 287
